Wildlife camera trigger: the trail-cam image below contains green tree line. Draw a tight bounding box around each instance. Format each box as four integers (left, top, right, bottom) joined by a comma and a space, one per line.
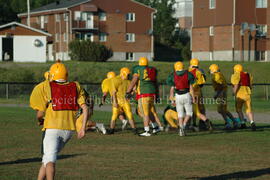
0, 0, 57, 24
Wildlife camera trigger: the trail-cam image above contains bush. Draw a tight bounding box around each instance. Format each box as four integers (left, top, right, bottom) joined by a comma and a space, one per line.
69, 40, 112, 62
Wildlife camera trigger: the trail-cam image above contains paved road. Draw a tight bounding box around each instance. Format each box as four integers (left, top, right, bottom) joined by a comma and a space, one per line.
2, 103, 268, 124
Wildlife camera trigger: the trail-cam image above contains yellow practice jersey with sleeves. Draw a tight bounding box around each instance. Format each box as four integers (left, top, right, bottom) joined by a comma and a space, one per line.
112, 76, 131, 104
101, 78, 116, 97
211, 72, 227, 91
188, 67, 206, 91
231, 72, 253, 96
30, 81, 86, 131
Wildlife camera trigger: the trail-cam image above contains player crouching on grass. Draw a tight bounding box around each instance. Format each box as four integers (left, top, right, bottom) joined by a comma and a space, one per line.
126, 57, 162, 137
100, 72, 129, 132
30, 61, 88, 180
76, 89, 106, 134
107, 67, 138, 134
162, 100, 179, 132
231, 64, 256, 131
167, 61, 195, 136
209, 64, 238, 130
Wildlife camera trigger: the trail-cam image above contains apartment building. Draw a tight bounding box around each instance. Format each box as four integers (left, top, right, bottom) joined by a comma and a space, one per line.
18, 0, 155, 61
192, 0, 269, 61
173, 0, 193, 33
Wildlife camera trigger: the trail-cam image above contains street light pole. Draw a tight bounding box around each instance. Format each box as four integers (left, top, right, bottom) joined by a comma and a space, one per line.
27, 0, 30, 27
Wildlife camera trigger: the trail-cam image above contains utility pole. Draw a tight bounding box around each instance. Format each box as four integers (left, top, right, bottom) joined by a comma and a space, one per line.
27, 0, 30, 27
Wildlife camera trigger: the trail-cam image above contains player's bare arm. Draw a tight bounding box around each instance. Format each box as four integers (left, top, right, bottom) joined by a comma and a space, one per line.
78, 103, 89, 139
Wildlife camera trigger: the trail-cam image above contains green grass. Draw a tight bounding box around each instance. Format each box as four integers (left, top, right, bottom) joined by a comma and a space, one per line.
0, 107, 270, 179
0, 61, 270, 83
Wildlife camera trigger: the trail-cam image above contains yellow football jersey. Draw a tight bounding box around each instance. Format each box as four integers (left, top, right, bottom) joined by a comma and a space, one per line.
211, 72, 227, 91
101, 78, 116, 97
112, 76, 130, 104
231, 72, 253, 96
188, 67, 206, 91
30, 81, 85, 131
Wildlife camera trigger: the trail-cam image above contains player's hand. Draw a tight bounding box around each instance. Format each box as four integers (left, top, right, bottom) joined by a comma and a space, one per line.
38, 118, 44, 126
113, 103, 118, 108
77, 129, 86, 139
125, 92, 132, 99
192, 97, 196, 104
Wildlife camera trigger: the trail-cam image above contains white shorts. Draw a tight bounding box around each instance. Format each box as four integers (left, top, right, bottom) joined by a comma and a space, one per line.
42, 129, 74, 166
175, 93, 193, 118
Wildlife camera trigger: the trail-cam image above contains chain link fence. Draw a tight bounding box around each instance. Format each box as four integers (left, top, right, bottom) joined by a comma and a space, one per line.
0, 82, 269, 102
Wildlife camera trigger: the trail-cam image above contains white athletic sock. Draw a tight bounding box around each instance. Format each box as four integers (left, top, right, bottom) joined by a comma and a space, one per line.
250, 120, 254, 124
144, 126, 150, 132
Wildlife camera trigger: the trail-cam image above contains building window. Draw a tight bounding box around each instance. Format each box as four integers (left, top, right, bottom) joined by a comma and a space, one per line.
85, 33, 94, 41
256, 51, 266, 61
209, 0, 216, 9
74, 11, 81, 20
209, 26, 214, 36
256, 0, 267, 8
126, 13, 135, 22
99, 33, 107, 42
63, 33, 67, 42
126, 33, 135, 42
99, 12, 106, 21
55, 14, 60, 22
44, 16, 48, 23
55, 33, 59, 42
63, 13, 69, 21
126, 52, 134, 61
256, 24, 267, 37
40, 16, 45, 29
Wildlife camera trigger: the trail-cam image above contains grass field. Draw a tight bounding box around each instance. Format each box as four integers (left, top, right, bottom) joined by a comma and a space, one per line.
0, 107, 270, 180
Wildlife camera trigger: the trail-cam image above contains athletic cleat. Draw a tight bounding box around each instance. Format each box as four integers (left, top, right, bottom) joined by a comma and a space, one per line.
179, 128, 186, 136
152, 127, 161, 134
107, 129, 114, 135
224, 123, 232, 130
139, 131, 151, 137
206, 120, 213, 132
239, 123, 247, 129
98, 124, 107, 134
132, 128, 139, 135
251, 122, 256, 131
121, 119, 128, 130
165, 125, 170, 132
232, 122, 239, 129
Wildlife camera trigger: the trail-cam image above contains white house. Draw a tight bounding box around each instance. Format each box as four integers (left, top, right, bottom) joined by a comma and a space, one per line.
0, 22, 51, 62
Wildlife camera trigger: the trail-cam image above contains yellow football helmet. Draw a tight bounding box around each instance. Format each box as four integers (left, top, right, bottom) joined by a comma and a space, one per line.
209, 64, 219, 73
120, 67, 130, 80
234, 64, 243, 73
44, 71, 50, 80
107, 71, 116, 79
190, 58, 199, 66
49, 61, 68, 81
174, 61, 184, 71
139, 57, 148, 66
